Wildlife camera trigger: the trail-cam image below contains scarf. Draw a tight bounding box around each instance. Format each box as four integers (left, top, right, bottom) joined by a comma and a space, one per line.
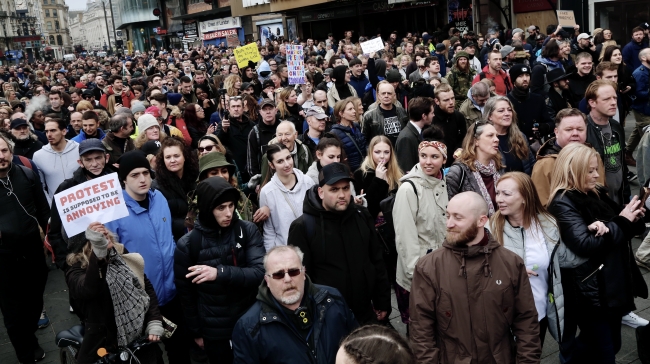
473, 160, 500, 215
510, 85, 529, 102
106, 249, 150, 347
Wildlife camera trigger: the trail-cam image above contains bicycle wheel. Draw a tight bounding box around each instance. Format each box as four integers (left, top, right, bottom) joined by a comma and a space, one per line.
59, 346, 77, 364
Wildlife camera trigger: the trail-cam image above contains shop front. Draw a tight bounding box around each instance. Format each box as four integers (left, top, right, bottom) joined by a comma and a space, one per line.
200, 16, 244, 47
592, 0, 649, 44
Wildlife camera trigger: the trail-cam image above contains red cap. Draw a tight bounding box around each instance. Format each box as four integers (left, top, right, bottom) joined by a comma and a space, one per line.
145, 106, 161, 118
75, 82, 85, 89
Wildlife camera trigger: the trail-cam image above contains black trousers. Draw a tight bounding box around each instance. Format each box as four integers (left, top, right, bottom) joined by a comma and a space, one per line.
0, 250, 48, 363
159, 295, 192, 364
204, 338, 233, 364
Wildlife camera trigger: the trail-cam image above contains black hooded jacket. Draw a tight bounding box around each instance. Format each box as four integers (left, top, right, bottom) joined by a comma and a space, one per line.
287, 185, 391, 323
174, 177, 265, 340
152, 169, 198, 242
13, 134, 43, 159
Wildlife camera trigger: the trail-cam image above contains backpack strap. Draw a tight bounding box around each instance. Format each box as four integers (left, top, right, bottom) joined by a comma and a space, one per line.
17, 155, 32, 170
403, 179, 419, 212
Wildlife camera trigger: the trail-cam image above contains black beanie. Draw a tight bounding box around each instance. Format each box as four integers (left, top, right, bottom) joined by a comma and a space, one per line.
118, 150, 151, 182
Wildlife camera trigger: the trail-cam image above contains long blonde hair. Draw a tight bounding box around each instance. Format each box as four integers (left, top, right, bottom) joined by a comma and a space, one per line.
458, 120, 503, 171
134, 126, 167, 149
359, 136, 403, 191
483, 96, 529, 160
547, 143, 601, 205
276, 88, 295, 119
489, 172, 556, 246
224, 75, 241, 97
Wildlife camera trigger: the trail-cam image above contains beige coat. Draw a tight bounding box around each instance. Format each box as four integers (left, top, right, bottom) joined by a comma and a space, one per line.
393, 164, 448, 291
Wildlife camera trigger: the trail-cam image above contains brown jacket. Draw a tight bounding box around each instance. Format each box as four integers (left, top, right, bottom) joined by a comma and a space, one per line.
531, 138, 606, 205
409, 230, 541, 364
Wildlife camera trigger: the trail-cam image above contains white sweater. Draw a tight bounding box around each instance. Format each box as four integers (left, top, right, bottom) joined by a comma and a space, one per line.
260, 169, 315, 251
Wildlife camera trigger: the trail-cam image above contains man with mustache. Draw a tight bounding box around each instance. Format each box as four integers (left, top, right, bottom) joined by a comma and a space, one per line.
409, 192, 541, 364
232, 245, 357, 364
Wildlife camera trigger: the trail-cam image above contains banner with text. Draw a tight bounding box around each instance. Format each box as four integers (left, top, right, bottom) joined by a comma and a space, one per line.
448, 0, 473, 33
54, 173, 129, 236
286, 45, 305, 85
234, 42, 261, 68
203, 29, 238, 40
360, 37, 385, 54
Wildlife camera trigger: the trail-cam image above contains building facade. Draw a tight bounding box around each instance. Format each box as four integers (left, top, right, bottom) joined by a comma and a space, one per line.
41, 0, 72, 55
69, 0, 116, 52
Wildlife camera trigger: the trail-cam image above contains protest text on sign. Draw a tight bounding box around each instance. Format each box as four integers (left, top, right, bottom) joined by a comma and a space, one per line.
54, 173, 130, 236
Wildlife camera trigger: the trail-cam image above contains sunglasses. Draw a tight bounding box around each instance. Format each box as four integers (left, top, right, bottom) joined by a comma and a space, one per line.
266, 268, 303, 280
167, 83, 174, 86
197, 144, 217, 153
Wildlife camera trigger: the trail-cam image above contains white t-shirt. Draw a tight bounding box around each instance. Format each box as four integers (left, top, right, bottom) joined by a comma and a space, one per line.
524, 223, 550, 321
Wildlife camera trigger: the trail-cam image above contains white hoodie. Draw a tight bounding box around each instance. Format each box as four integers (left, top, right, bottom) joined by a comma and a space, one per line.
32, 140, 80, 205
260, 168, 315, 251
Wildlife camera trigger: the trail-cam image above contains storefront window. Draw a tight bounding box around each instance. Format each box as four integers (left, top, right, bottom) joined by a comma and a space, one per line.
117, 0, 158, 26
595, 1, 649, 44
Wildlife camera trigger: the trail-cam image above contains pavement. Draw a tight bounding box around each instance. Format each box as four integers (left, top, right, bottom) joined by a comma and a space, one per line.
1, 113, 649, 363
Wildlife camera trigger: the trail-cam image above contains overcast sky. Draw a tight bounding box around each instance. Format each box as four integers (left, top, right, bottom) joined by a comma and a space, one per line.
65, 0, 89, 11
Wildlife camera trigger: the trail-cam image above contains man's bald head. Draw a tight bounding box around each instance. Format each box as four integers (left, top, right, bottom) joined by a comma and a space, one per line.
10, 112, 26, 120
450, 192, 488, 219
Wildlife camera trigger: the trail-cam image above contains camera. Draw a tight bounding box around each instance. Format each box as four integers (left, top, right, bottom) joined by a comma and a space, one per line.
217, 88, 227, 95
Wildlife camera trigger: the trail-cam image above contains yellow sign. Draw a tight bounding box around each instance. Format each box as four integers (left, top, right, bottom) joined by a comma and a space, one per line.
556, 10, 576, 27
233, 43, 261, 68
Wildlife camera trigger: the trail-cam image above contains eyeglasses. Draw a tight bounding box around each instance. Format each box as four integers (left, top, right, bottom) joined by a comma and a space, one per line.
230, 96, 243, 101
473, 120, 491, 136
266, 268, 303, 280
167, 83, 174, 86
197, 144, 217, 153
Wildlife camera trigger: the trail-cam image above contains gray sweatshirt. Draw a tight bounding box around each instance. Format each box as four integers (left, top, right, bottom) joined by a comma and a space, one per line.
32, 140, 80, 206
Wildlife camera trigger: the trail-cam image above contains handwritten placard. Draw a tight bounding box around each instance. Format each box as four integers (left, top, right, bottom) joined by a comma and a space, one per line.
54, 173, 129, 236
556, 10, 576, 27
360, 37, 385, 54
233, 43, 261, 68
286, 45, 305, 85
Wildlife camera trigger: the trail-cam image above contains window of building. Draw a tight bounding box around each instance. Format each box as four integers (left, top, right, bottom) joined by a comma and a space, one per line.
45, 9, 50, 17
55, 20, 59, 30
50, 35, 55, 45
47, 21, 52, 30
53, 9, 57, 17
57, 35, 63, 45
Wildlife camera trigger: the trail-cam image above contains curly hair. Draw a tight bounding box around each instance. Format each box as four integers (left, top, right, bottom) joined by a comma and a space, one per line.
224, 74, 241, 97
154, 136, 199, 192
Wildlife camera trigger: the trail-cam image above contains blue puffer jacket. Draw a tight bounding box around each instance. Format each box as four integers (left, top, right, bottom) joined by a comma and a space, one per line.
330, 123, 367, 171
232, 279, 358, 364
71, 128, 106, 143
349, 74, 370, 100
632, 64, 650, 116
105, 189, 177, 306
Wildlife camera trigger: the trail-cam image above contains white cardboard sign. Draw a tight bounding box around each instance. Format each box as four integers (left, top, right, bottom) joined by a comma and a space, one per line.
360, 37, 385, 54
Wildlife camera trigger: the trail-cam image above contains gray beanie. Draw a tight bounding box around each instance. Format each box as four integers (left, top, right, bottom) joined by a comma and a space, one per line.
131, 101, 146, 114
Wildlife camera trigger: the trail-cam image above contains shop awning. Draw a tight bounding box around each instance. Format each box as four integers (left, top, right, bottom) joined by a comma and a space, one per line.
171, 6, 231, 20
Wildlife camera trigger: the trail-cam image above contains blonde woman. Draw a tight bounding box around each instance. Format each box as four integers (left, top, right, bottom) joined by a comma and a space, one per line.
276, 87, 304, 133
483, 96, 536, 174
488, 171, 585, 347
396, 54, 411, 81
547, 143, 646, 362
223, 74, 242, 97
76, 100, 94, 112
446, 120, 503, 216
134, 114, 167, 149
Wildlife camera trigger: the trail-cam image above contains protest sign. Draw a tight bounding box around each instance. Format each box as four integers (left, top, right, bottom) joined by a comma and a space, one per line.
54, 173, 129, 236
285, 45, 305, 85
556, 10, 576, 27
233, 42, 261, 68
360, 37, 385, 54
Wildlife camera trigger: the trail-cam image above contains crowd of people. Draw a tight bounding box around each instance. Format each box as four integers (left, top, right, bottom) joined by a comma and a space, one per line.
1, 19, 650, 364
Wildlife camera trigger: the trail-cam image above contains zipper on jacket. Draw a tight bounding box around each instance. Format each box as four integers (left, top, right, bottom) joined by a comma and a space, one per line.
581, 264, 604, 283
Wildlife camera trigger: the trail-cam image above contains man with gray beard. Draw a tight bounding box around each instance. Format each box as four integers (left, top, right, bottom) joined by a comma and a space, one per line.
9, 118, 43, 159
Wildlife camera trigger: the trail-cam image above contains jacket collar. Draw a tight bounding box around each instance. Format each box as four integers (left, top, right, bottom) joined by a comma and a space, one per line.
256, 275, 332, 324
123, 189, 156, 214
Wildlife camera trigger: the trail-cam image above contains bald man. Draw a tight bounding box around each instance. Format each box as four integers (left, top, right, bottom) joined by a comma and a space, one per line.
409, 192, 541, 364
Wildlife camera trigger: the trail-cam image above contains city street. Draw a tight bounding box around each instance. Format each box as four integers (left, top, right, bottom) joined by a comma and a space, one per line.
1, 114, 649, 363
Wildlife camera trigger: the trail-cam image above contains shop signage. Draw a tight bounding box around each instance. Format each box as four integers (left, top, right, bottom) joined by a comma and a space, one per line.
243, 0, 269, 7
299, 7, 356, 22
513, 0, 556, 14
361, 1, 437, 14
203, 28, 238, 40
183, 21, 199, 38
200, 17, 241, 33
448, 0, 472, 32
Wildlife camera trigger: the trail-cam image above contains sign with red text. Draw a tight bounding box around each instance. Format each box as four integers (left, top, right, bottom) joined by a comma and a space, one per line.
203, 29, 238, 40
54, 173, 129, 236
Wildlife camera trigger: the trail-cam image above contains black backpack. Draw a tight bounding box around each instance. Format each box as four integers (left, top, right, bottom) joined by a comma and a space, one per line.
377, 180, 417, 256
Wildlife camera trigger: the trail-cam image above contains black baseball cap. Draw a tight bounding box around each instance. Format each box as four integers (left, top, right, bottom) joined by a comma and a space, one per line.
78, 139, 106, 156
318, 162, 353, 187
9, 118, 28, 129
